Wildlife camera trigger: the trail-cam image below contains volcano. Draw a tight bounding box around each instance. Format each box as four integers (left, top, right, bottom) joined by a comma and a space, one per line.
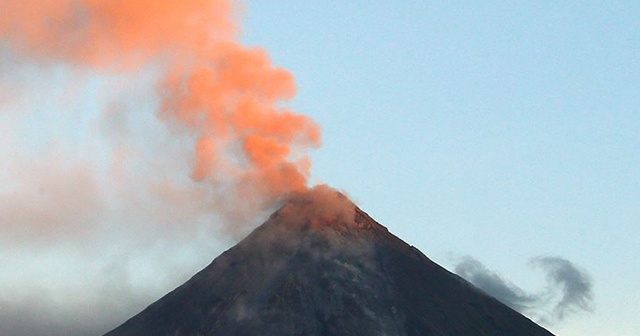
104, 187, 554, 336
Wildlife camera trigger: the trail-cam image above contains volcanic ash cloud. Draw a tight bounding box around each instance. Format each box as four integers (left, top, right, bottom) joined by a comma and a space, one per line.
0, 0, 322, 234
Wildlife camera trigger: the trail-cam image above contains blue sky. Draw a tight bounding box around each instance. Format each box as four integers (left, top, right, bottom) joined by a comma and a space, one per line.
243, 2, 639, 335
0, 1, 638, 336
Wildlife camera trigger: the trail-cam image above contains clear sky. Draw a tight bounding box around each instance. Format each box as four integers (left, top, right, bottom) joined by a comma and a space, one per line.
0, 1, 638, 336
243, 2, 639, 335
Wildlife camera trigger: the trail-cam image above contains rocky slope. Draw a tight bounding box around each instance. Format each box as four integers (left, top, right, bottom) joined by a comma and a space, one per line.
104, 189, 554, 336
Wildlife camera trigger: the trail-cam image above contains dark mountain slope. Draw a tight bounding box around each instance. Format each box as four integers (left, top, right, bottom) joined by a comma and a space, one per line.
104, 190, 554, 336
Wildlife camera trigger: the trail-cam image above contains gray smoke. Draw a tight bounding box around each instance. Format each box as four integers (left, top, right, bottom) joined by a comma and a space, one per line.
455, 256, 593, 324
532, 256, 594, 320
455, 257, 540, 313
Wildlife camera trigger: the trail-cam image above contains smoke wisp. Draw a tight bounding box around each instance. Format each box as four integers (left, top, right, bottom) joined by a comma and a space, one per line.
455, 257, 540, 313
455, 256, 593, 325
532, 256, 594, 321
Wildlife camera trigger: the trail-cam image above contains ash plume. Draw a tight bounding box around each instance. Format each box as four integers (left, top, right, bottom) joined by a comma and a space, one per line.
0, 1, 324, 335
0, 0, 322, 231
455, 256, 593, 324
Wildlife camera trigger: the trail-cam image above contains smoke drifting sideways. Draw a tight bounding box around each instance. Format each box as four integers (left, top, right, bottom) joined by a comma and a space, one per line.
0, 1, 322, 335
455, 256, 594, 325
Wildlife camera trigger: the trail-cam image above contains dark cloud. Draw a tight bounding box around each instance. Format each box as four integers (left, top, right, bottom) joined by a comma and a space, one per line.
454, 256, 593, 324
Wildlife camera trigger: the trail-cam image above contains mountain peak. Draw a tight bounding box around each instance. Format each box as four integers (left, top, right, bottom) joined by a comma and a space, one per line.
274, 185, 358, 229
104, 186, 555, 336
268, 185, 382, 238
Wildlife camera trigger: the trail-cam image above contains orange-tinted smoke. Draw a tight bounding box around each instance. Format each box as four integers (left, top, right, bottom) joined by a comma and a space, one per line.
0, 0, 234, 67
1, 0, 322, 212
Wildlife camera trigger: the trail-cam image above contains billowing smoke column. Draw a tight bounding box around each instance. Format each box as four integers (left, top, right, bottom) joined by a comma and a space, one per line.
0, 0, 322, 221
